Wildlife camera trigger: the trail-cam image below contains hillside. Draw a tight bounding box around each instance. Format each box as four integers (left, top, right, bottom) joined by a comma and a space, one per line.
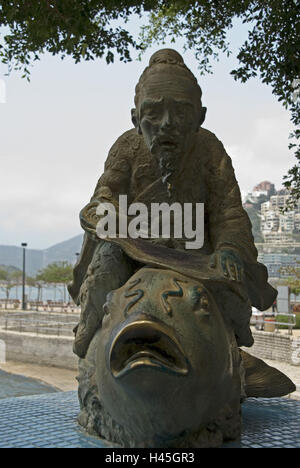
0, 234, 84, 275
244, 205, 264, 243
0, 264, 22, 274
43, 235, 84, 266
0, 245, 44, 276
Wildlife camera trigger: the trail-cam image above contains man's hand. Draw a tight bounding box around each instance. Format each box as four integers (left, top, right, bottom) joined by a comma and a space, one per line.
209, 248, 243, 282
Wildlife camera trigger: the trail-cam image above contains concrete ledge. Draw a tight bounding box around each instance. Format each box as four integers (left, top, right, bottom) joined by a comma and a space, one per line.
0, 329, 78, 370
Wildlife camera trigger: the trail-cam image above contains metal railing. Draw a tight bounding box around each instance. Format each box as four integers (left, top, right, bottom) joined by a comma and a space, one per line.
0, 299, 80, 313
251, 312, 297, 335
274, 312, 296, 328
2, 316, 77, 337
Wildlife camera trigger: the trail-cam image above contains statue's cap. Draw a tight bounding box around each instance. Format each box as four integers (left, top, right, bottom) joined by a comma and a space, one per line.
134, 48, 203, 107
149, 49, 185, 67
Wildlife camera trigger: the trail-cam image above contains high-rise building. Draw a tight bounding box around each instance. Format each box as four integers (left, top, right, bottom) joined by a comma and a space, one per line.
260, 194, 300, 241
253, 181, 276, 197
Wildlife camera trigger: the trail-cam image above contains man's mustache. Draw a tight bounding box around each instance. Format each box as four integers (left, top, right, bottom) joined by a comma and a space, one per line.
150, 134, 180, 153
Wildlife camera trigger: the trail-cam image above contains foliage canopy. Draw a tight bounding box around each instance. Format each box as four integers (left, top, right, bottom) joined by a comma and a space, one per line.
0, 267, 22, 300
36, 261, 73, 285
0, 1, 299, 199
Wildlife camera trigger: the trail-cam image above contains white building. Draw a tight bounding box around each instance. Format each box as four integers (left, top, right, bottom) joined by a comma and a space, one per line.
260, 194, 300, 240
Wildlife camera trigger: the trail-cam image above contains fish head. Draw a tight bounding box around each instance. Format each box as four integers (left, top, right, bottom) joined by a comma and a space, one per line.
96, 267, 238, 445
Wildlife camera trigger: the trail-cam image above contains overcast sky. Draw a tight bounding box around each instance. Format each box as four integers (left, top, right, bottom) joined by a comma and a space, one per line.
0, 18, 295, 249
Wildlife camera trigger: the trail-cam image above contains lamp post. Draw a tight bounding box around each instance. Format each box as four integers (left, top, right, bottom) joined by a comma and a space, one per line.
21, 242, 27, 310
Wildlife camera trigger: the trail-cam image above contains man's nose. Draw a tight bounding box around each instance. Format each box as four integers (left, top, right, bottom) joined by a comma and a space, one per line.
161, 110, 174, 130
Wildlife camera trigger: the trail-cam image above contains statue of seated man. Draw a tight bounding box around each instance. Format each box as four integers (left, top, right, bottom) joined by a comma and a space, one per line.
69, 48, 276, 359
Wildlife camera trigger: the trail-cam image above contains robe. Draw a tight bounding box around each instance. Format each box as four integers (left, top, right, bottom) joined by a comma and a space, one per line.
68, 127, 276, 312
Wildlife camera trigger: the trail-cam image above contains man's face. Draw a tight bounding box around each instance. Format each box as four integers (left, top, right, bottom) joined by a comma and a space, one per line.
135, 73, 203, 160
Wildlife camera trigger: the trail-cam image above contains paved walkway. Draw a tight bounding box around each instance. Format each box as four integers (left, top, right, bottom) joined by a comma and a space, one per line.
0, 369, 58, 399
0, 361, 78, 393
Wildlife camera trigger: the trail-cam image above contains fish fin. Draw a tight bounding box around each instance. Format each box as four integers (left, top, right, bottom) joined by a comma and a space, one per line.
240, 350, 296, 398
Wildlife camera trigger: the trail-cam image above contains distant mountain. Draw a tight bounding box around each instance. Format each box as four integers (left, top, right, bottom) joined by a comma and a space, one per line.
0, 234, 84, 276
0, 264, 22, 273
43, 234, 84, 266
0, 245, 43, 276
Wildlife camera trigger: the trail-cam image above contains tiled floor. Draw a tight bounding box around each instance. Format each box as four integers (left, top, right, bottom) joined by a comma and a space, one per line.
0, 362, 78, 392
0, 392, 106, 448
225, 397, 300, 448
0, 392, 298, 448
0, 369, 58, 399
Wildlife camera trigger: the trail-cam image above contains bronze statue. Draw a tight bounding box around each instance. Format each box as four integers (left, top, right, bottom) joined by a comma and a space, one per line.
69, 49, 295, 448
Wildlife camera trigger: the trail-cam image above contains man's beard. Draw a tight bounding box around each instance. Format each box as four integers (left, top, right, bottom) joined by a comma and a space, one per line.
149, 134, 182, 197
157, 150, 181, 197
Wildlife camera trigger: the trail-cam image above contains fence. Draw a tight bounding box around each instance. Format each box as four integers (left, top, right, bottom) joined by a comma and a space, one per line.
0, 299, 21, 309
2, 314, 78, 338
0, 298, 79, 313
251, 312, 297, 335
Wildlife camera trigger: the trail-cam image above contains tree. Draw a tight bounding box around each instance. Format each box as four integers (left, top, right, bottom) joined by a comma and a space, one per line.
279, 263, 300, 296
0, 267, 22, 307
0, 1, 299, 200
36, 261, 73, 284
26, 275, 40, 302
0, 0, 151, 75
31, 277, 45, 304
140, 0, 300, 206
36, 261, 73, 302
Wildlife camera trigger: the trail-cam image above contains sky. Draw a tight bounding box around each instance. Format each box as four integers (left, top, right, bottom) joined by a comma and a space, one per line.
0, 17, 295, 250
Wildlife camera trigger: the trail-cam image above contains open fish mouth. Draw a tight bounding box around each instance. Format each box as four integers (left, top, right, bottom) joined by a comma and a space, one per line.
108, 318, 189, 379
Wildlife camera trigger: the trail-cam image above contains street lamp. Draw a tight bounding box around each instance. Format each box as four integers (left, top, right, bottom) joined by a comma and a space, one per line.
21, 242, 27, 310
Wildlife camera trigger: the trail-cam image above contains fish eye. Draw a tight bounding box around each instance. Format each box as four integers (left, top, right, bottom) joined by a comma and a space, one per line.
199, 295, 209, 309
190, 287, 210, 318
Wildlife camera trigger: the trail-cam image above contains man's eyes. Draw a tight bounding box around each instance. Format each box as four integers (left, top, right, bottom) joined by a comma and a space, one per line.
176, 105, 193, 118
143, 107, 160, 118
142, 104, 193, 121
146, 110, 159, 118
